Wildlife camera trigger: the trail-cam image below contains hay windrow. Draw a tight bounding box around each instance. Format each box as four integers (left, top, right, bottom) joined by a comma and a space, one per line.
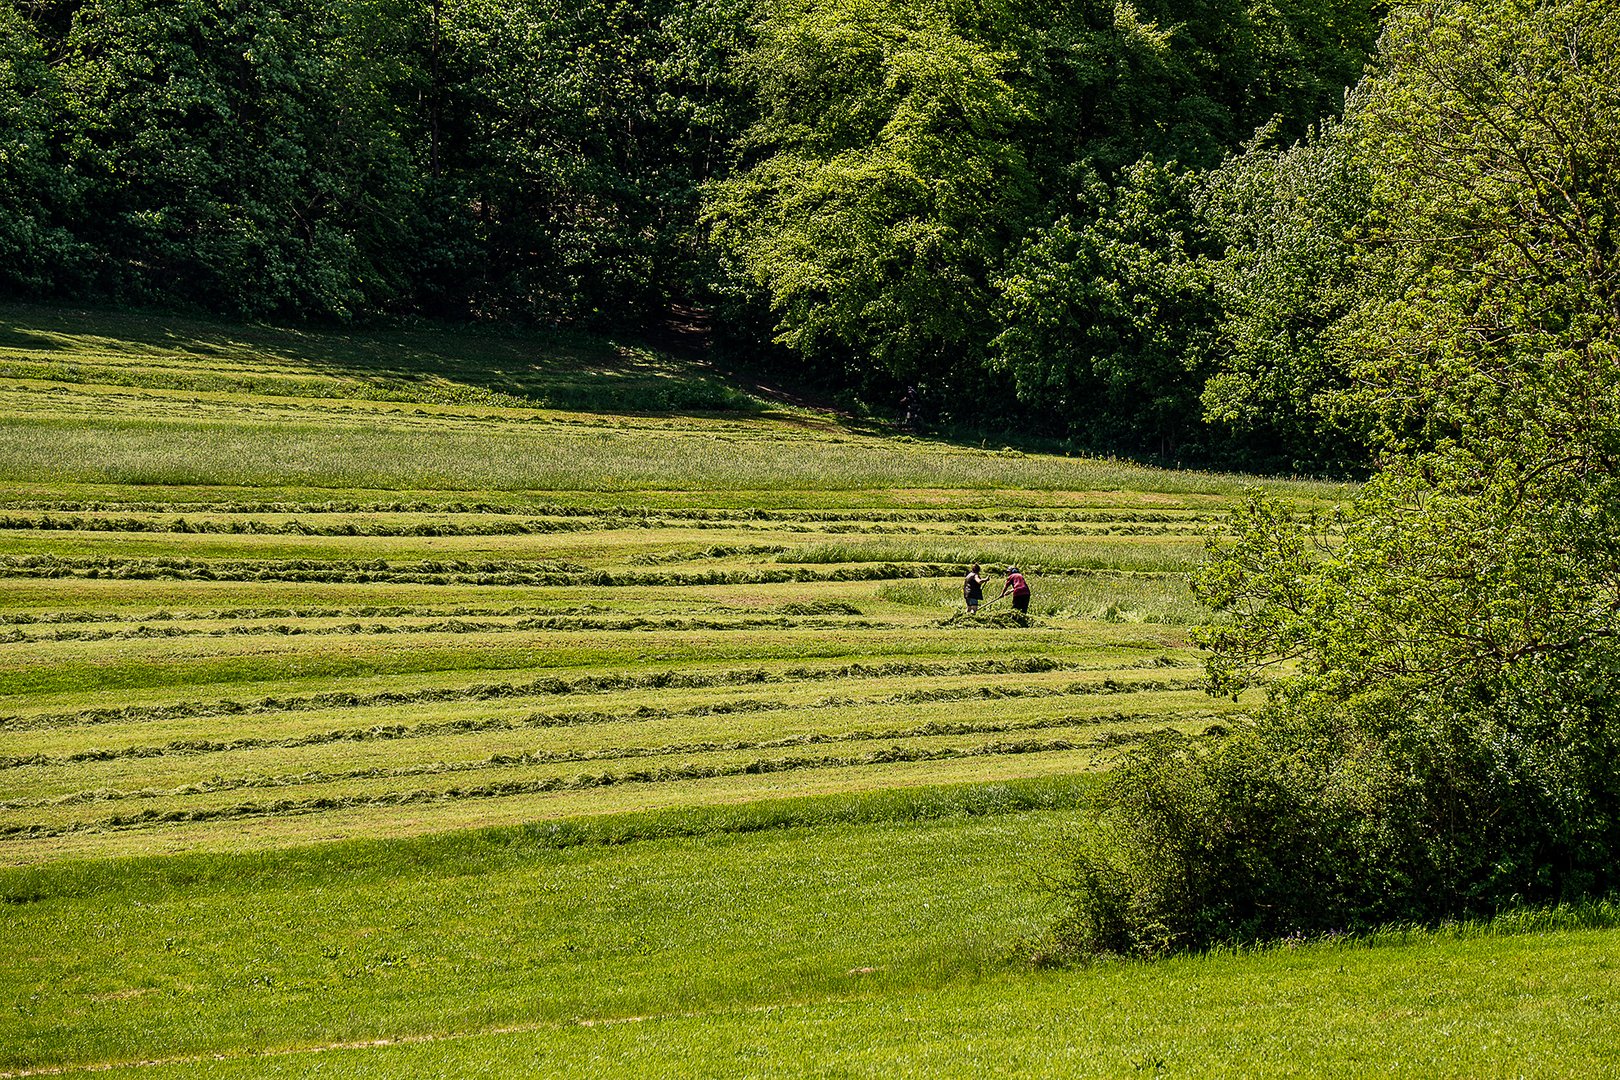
0, 656, 1095, 732
0, 728, 1196, 839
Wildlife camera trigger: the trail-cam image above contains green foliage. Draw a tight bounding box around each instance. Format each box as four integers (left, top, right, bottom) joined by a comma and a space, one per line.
0, 3, 90, 293
439, 0, 757, 323
0, 0, 1389, 461
1196, 119, 1373, 472
1051, 0, 1620, 956
1005, 0, 1380, 179
991, 157, 1216, 457
1051, 730, 1381, 954
0, 0, 754, 324
705, 0, 1382, 442
704, 0, 1036, 390
51, 0, 419, 317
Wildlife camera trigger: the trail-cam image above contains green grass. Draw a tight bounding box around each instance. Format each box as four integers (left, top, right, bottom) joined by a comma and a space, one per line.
0, 302, 1216, 857
0, 791, 1061, 1070
4, 791, 1617, 1078
5, 304, 1601, 1078
0, 302, 1348, 499
0, 302, 766, 413
879, 573, 1219, 623
0, 411, 1347, 496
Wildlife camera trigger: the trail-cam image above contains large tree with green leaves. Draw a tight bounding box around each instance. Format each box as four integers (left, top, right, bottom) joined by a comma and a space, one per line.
986, 0, 1381, 458
707, 0, 1381, 431
1052, 0, 1620, 954
0, 0, 754, 323
0, 3, 90, 294
703, 0, 1037, 402
1194, 118, 1373, 472
440, 0, 755, 323
49, 0, 429, 317
989, 157, 1217, 457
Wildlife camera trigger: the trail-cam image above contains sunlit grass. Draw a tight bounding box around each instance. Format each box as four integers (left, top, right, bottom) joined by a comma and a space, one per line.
20, 304, 1567, 1080
0, 411, 1349, 496
879, 573, 1219, 623
4, 796, 1617, 1078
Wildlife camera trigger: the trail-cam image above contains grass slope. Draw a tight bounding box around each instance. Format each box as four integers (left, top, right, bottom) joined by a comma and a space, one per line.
1, 303, 1609, 1077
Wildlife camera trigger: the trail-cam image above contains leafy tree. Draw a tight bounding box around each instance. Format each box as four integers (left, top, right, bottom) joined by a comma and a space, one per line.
1, 0, 755, 325
1196, 119, 1373, 472
709, 0, 1381, 431
1051, 0, 1620, 954
985, 0, 1381, 452
704, 0, 1036, 397
1005, 0, 1382, 179
41, 0, 427, 318
442, 0, 756, 325
0, 2, 89, 294
990, 157, 1216, 457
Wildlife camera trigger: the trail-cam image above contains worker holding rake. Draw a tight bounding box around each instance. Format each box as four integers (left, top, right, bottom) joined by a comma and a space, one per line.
963, 563, 986, 614
996, 566, 1032, 614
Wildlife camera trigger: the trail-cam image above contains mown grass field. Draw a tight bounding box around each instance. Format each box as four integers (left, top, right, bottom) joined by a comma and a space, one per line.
2, 303, 1614, 1078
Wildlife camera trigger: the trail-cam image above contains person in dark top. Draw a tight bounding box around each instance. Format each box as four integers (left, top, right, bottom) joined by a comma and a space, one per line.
999, 566, 1031, 613
963, 563, 985, 614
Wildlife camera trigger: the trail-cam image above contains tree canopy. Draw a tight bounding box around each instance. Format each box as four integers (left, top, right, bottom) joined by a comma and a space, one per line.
1052, 0, 1620, 954
0, 0, 1382, 466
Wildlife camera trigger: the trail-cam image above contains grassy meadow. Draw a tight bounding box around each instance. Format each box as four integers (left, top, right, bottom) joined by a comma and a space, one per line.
1, 303, 1613, 1077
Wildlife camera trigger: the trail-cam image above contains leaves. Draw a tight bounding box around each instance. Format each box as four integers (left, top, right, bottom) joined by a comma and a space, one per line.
1192, 0, 1620, 918
705, 0, 1035, 385
1197, 119, 1374, 472
990, 157, 1216, 456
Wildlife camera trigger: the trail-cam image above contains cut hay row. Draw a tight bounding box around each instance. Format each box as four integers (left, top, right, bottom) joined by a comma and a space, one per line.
0, 513, 1210, 538
0, 730, 1181, 841
0, 501, 1228, 523
0, 600, 866, 625
1, 682, 1208, 769
0, 554, 978, 585
0, 554, 1188, 586
9, 690, 1219, 818
0, 613, 895, 645
0, 513, 595, 535
0, 656, 1091, 731
4, 711, 1226, 810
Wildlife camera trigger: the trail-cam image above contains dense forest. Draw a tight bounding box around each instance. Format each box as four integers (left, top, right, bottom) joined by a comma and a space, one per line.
1, 0, 1380, 468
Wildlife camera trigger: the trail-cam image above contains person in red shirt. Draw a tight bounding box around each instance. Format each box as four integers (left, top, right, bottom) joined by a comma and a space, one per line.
999, 566, 1031, 613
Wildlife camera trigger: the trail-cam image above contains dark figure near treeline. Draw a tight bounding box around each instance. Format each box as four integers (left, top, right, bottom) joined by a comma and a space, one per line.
1000, 567, 1031, 613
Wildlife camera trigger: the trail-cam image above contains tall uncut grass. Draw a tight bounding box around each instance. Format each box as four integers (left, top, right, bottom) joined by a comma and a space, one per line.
782, 539, 1202, 574
0, 414, 1348, 497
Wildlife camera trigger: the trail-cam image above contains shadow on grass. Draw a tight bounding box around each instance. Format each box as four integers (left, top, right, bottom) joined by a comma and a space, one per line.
0, 301, 768, 416
1032, 897, 1620, 969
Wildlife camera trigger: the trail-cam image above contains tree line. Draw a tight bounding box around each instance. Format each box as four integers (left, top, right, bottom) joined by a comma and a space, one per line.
1, 0, 1379, 470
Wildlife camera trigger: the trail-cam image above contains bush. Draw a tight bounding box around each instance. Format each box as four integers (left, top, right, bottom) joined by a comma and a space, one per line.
1049, 726, 1426, 955
1052, 653, 1620, 957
